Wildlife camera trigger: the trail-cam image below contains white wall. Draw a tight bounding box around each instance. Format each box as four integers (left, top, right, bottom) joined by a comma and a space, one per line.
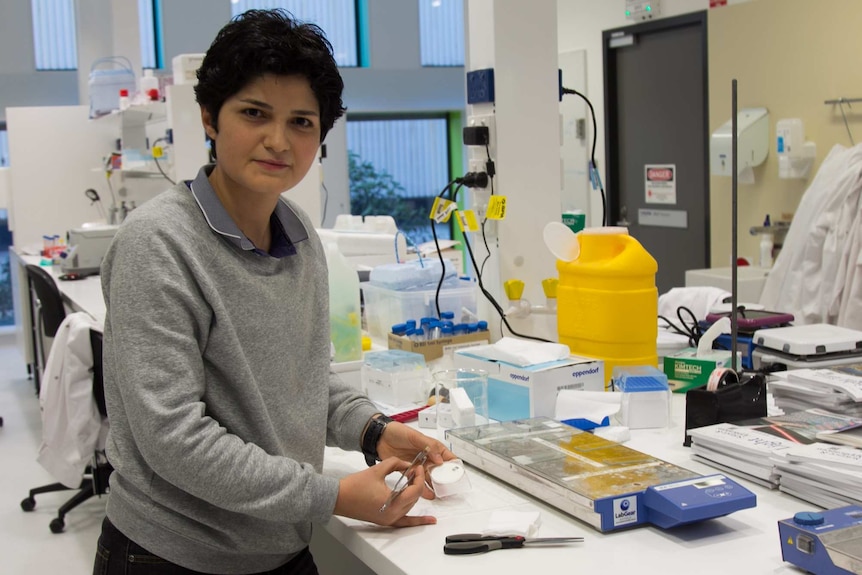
6, 106, 121, 248
0, 168, 9, 210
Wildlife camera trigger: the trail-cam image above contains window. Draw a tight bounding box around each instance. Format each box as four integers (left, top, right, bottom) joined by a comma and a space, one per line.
0, 209, 11, 327
230, 0, 359, 67
31, 0, 78, 70
347, 116, 452, 244
419, 0, 464, 67
0, 129, 8, 168
139, 0, 157, 69
31, 0, 158, 71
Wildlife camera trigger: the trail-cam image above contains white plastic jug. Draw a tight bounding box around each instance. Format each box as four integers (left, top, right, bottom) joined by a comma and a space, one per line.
325, 242, 362, 362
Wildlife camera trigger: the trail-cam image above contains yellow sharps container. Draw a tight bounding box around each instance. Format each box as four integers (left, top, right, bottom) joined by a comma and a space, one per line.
556, 227, 658, 388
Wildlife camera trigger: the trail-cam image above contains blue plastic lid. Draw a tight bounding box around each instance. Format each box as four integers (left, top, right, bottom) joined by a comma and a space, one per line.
414, 328, 425, 336
441, 311, 455, 320
441, 326, 454, 335
793, 512, 824, 526
477, 321, 488, 330
405, 320, 417, 328
391, 323, 408, 335
613, 366, 669, 392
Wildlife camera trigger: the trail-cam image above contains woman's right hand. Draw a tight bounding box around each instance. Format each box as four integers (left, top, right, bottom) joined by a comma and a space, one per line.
334, 457, 436, 527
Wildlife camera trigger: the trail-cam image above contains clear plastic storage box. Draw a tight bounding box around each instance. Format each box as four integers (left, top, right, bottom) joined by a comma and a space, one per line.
362, 280, 478, 342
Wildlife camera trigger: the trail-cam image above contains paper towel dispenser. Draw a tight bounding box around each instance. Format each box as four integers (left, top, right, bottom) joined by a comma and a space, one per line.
710, 107, 769, 181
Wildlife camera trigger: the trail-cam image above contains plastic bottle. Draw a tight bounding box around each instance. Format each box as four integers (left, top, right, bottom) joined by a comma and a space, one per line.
140, 69, 160, 101
324, 242, 362, 362
759, 214, 773, 268
118, 89, 130, 111
759, 234, 774, 268
555, 227, 658, 388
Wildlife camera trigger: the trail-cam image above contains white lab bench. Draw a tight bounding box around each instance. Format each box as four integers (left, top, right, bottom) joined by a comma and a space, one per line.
9, 248, 811, 574
320, 395, 807, 575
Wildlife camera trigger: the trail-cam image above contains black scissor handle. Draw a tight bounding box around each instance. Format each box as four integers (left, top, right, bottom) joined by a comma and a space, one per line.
444, 540, 505, 555
444, 537, 527, 555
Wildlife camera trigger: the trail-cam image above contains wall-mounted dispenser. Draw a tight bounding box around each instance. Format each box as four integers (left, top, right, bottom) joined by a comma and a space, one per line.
710, 107, 769, 184
776, 118, 816, 179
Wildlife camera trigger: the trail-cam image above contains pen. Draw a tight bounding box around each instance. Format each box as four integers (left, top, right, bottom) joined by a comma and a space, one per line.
379, 446, 430, 513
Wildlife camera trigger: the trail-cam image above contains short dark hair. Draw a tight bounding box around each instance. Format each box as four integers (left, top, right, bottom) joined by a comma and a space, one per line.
195, 9, 346, 146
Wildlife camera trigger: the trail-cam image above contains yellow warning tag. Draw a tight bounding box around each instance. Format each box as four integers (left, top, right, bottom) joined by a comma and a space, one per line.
430, 197, 457, 223
152, 146, 164, 158
486, 196, 508, 220
455, 210, 480, 233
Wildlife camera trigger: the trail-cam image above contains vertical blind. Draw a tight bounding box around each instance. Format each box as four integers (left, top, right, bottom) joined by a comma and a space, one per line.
31, 0, 77, 70
32, 0, 157, 70
139, 0, 157, 69
0, 131, 9, 167
419, 0, 464, 67
347, 118, 450, 200
230, 0, 358, 67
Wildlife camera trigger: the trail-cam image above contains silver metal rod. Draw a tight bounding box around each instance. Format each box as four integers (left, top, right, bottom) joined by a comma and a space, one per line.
824, 98, 862, 105
731, 79, 738, 373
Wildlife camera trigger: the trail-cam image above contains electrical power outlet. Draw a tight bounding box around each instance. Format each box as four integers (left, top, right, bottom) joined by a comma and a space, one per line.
466, 114, 496, 165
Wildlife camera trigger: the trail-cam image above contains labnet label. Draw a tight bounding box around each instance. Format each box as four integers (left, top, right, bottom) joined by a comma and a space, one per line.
613, 496, 638, 527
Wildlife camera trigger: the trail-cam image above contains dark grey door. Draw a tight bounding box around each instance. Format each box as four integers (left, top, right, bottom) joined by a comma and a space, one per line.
603, 12, 709, 294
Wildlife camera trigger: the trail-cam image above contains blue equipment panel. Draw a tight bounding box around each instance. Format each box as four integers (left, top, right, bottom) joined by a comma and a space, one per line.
779, 506, 862, 575
641, 474, 756, 529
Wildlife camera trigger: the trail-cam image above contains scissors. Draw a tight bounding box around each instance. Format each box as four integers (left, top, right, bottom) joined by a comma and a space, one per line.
379, 446, 430, 513
443, 534, 584, 555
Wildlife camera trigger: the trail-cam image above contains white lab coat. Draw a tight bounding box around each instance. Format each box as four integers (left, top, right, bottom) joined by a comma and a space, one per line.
760, 144, 862, 329
36, 312, 107, 488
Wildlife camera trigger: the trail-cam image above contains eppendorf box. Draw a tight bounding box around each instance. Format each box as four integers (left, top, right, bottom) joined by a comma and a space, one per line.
454, 349, 604, 422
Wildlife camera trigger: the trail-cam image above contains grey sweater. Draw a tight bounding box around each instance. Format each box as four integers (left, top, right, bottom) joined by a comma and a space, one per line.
100, 174, 377, 573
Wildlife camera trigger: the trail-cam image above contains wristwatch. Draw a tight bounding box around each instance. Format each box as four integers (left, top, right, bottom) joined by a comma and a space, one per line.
362, 414, 394, 466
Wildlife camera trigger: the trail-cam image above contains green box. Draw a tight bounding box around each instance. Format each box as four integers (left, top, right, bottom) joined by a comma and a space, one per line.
663, 348, 738, 393
562, 211, 586, 233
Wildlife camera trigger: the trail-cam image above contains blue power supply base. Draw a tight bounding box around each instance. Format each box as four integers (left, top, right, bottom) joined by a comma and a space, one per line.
592, 474, 756, 531
779, 506, 862, 575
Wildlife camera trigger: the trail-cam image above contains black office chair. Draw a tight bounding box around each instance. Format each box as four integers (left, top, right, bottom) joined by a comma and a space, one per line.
20, 329, 113, 534
25, 264, 67, 394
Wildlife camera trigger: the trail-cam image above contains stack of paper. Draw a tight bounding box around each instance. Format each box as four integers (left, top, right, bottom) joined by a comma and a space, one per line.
688, 423, 793, 488
774, 443, 862, 509
688, 409, 862, 491
769, 367, 862, 416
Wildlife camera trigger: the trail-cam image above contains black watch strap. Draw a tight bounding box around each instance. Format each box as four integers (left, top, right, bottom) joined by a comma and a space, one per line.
362, 414, 394, 466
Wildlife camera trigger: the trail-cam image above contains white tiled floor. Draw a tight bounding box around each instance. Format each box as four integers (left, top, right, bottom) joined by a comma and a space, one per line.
0, 333, 104, 574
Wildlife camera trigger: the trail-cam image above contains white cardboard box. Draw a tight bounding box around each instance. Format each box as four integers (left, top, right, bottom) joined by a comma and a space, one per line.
454, 349, 605, 421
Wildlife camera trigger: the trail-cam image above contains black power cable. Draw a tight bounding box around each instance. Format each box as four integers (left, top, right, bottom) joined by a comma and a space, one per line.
562, 87, 605, 227
429, 177, 550, 343
151, 137, 176, 185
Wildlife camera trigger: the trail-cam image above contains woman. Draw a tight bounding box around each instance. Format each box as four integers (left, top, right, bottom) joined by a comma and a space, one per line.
93, 9, 453, 574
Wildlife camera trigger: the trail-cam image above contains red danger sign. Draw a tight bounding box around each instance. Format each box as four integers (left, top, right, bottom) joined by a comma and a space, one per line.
647, 168, 674, 182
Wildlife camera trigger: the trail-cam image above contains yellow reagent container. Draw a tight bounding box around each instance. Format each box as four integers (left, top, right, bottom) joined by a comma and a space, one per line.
556, 228, 658, 388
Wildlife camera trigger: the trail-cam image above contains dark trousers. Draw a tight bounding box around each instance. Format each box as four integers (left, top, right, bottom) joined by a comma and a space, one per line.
93, 517, 319, 575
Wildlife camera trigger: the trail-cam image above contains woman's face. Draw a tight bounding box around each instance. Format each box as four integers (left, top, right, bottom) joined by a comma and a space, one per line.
202, 73, 321, 200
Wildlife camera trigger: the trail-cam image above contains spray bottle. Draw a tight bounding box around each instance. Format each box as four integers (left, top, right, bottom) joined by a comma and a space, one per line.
759, 214, 773, 268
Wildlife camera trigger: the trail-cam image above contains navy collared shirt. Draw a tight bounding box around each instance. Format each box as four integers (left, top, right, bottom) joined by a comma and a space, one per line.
187, 165, 308, 259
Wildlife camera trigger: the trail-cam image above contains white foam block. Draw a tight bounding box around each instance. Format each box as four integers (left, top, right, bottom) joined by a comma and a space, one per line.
449, 387, 475, 428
